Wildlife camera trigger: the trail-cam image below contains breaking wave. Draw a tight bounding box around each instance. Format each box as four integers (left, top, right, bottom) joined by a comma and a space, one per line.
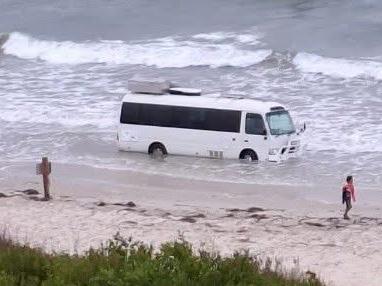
4, 32, 382, 80
293, 52, 382, 80
2, 32, 272, 68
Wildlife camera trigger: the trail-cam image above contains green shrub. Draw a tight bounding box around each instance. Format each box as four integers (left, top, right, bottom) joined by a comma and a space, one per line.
0, 234, 325, 286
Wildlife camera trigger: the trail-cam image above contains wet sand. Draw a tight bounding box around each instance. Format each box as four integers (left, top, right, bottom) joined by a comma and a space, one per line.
1, 162, 382, 286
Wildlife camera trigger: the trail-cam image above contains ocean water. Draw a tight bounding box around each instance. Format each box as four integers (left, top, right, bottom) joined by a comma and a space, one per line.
0, 0, 381, 205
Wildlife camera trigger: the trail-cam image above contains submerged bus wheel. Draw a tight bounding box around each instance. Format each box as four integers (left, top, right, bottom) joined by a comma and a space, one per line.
240, 149, 258, 162
148, 142, 167, 158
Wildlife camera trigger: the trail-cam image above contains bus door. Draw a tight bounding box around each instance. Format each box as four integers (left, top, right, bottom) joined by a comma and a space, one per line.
242, 113, 268, 159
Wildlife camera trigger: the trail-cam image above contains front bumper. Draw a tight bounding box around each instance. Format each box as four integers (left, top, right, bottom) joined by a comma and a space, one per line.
268, 140, 300, 162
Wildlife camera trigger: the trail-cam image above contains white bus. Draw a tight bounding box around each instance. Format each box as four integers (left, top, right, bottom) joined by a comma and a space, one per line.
117, 80, 303, 162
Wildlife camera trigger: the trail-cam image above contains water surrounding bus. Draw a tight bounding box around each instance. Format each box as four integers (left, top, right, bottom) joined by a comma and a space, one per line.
0, 0, 381, 205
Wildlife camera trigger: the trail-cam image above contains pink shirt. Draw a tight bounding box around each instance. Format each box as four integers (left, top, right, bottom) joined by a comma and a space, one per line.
343, 183, 356, 202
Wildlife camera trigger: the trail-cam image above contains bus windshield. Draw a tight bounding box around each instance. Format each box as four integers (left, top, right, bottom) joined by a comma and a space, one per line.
266, 110, 295, 135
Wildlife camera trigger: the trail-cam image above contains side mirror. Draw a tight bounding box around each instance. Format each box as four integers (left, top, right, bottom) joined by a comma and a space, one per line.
297, 122, 306, 135
262, 129, 267, 136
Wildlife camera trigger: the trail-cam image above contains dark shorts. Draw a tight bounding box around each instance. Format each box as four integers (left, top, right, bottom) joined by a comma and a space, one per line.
342, 191, 351, 204
345, 197, 352, 210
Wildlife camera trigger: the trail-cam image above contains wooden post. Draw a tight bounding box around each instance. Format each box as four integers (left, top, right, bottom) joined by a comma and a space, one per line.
36, 157, 52, 200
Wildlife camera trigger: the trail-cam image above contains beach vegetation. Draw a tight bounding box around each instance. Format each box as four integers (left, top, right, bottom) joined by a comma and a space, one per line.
0, 233, 325, 286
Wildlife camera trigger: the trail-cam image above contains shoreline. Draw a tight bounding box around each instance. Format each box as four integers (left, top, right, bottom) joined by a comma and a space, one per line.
1, 161, 381, 214
1, 162, 382, 285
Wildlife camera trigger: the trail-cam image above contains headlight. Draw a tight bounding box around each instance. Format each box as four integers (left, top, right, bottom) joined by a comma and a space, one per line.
291, 140, 300, 146
268, 148, 279, 155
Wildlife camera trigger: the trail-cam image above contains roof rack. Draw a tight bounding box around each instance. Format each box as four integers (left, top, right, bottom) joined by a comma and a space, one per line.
270, 106, 285, 111
169, 87, 201, 96
128, 79, 201, 96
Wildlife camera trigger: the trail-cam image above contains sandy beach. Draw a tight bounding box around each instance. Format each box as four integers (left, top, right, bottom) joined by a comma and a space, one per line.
1, 162, 381, 286
1, 1, 382, 285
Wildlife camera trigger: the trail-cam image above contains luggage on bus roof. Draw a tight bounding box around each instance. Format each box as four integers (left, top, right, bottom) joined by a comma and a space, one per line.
128, 79, 170, 95
128, 78, 201, 96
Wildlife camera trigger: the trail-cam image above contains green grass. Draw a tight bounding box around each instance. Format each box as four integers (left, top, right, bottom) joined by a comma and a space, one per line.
0, 233, 325, 286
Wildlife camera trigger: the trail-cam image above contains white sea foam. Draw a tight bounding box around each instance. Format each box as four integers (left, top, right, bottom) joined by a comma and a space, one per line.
0, 104, 117, 128
192, 31, 262, 45
0, 88, 119, 129
3, 32, 271, 67
192, 32, 234, 41
293, 52, 382, 80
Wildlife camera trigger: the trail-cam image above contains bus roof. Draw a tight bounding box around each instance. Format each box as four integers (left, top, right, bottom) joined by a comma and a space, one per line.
121, 93, 285, 114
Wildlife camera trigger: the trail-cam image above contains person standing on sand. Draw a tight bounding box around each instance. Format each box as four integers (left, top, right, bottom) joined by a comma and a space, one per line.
342, 175, 356, 220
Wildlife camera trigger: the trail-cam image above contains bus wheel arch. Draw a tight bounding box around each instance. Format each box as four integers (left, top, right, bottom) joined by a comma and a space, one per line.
239, 149, 258, 162
148, 142, 168, 156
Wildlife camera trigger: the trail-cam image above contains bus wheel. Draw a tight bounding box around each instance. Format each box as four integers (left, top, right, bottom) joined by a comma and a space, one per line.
149, 142, 167, 158
240, 149, 258, 162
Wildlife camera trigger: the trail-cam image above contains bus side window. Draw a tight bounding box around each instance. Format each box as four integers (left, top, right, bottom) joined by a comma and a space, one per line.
120, 102, 140, 124
189, 109, 206, 129
245, 113, 266, 135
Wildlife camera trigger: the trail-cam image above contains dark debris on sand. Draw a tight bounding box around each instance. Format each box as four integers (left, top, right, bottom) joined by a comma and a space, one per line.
114, 201, 137, 208
21, 189, 40, 195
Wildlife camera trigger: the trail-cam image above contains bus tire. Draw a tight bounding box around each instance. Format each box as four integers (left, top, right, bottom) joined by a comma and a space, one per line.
148, 142, 167, 157
239, 149, 258, 162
